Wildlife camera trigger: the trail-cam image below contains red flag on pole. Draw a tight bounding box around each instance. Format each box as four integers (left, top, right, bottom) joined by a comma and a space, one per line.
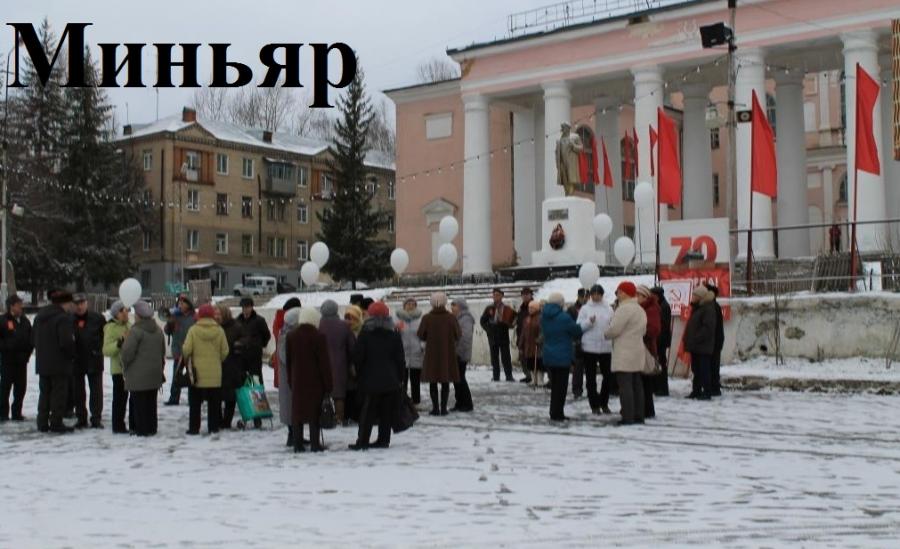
657, 108, 682, 205
591, 136, 600, 185
649, 125, 658, 176
633, 127, 640, 178
855, 62, 881, 176
750, 90, 777, 198
623, 130, 634, 180
601, 137, 613, 188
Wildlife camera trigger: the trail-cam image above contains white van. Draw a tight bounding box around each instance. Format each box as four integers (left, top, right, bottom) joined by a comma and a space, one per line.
232, 275, 277, 297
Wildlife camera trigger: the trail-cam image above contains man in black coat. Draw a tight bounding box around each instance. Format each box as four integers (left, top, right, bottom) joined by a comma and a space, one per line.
568, 289, 587, 398
683, 286, 717, 400
72, 294, 107, 428
651, 287, 672, 397
236, 297, 271, 427
33, 290, 77, 433
0, 295, 34, 421
480, 288, 515, 382
705, 283, 725, 397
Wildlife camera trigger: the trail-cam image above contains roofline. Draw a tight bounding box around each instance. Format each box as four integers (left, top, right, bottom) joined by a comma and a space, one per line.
447, 0, 713, 58
383, 78, 461, 105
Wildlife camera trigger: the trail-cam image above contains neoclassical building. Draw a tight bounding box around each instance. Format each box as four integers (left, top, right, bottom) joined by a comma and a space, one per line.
386, 0, 900, 274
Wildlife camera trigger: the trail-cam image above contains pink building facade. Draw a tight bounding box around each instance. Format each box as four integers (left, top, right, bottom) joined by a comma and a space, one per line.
387, 0, 900, 274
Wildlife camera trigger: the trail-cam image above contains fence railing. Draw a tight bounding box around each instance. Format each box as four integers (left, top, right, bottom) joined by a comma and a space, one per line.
507, 0, 689, 36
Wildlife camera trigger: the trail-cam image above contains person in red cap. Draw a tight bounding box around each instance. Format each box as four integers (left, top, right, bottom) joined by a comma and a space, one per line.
605, 281, 648, 426
182, 303, 229, 434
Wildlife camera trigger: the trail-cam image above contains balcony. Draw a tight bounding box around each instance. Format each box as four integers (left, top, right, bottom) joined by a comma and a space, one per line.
264, 176, 295, 196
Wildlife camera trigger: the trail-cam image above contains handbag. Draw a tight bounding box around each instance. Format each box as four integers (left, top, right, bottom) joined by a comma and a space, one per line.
320, 394, 337, 430
173, 357, 194, 389
392, 390, 419, 433
642, 348, 662, 376
235, 374, 274, 421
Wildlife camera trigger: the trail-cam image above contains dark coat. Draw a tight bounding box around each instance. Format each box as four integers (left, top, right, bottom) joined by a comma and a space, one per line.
285, 324, 333, 425
515, 301, 530, 342
0, 312, 33, 370
236, 310, 271, 372
32, 304, 76, 377
657, 296, 673, 351
164, 309, 195, 358
418, 307, 461, 383
712, 300, 725, 354
683, 300, 717, 356
120, 317, 166, 392
480, 303, 514, 344
319, 316, 356, 399
74, 311, 106, 375
354, 317, 405, 395
641, 298, 661, 359
220, 318, 247, 399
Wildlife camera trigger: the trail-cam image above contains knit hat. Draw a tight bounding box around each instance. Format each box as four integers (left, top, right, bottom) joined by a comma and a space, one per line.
430, 292, 447, 308
282, 297, 301, 311
616, 282, 637, 298
367, 301, 390, 318
320, 299, 339, 318
133, 300, 153, 319
636, 285, 652, 298
297, 306, 321, 328
109, 300, 126, 318
547, 292, 565, 306
693, 285, 710, 301
197, 304, 216, 319
284, 307, 302, 328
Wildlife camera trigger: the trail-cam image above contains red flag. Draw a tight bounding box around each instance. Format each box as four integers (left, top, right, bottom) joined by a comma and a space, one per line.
633, 127, 640, 178
591, 136, 600, 185
649, 125, 658, 177
750, 90, 777, 198
855, 62, 881, 176
578, 148, 590, 183
657, 108, 682, 205
623, 131, 634, 180
601, 137, 613, 188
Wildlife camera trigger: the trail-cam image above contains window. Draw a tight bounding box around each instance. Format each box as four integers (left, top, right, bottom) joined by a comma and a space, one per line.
766, 94, 777, 133
297, 203, 308, 224
425, 112, 453, 140
267, 237, 275, 257
216, 193, 228, 216
142, 150, 152, 171
142, 190, 152, 205
387, 214, 395, 234
187, 189, 199, 211
242, 234, 253, 256
838, 174, 848, 203
266, 201, 286, 222
713, 174, 720, 207
622, 180, 635, 202
185, 150, 200, 170
215, 232, 228, 254
214, 271, 228, 292
142, 230, 151, 251
277, 202, 286, 221
298, 166, 309, 187
620, 135, 636, 197
840, 70, 847, 130
267, 201, 275, 221
140, 269, 151, 290
624, 226, 635, 240
388, 180, 395, 200
277, 237, 286, 258
268, 237, 286, 258
216, 153, 229, 175
710, 128, 720, 150
366, 179, 376, 195
575, 126, 596, 192
186, 230, 199, 251
296, 239, 308, 261
804, 102, 817, 132
242, 158, 254, 179
241, 196, 253, 218
321, 173, 333, 197
268, 162, 295, 181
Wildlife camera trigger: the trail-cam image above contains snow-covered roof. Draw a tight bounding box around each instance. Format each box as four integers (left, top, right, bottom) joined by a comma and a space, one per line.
123, 114, 395, 171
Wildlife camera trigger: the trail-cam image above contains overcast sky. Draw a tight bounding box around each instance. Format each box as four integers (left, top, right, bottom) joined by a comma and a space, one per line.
2, 0, 558, 130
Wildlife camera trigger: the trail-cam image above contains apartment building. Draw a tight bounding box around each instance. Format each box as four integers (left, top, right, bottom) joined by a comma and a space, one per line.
120, 107, 396, 294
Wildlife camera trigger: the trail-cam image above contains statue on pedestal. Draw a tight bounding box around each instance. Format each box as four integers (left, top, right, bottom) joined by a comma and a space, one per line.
555, 122, 583, 197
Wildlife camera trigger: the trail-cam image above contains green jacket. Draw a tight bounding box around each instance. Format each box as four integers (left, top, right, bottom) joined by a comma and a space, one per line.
182, 318, 229, 388
121, 318, 166, 392
102, 319, 131, 375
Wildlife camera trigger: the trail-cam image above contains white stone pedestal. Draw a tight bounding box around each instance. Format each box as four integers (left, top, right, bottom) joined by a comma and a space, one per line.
531, 196, 606, 266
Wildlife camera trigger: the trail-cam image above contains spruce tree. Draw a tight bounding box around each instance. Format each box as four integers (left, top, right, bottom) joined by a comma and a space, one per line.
316, 64, 391, 288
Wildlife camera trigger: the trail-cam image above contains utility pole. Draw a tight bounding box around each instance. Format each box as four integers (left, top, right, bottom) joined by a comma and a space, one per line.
725, 0, 738, 291
1, 49, 14, 308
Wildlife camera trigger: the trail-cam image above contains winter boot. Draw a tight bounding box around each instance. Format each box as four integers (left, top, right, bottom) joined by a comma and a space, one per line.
440, 384, 449, 416
285, 426, 294, 447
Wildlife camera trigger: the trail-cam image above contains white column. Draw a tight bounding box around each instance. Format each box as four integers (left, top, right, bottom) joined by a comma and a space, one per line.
735, 48, 775, 259
513, 106, 537, 265
534, 104, 546, 248
595, 96, 624, 249
682, 83, 714, 219
842, 30, 887, 252
774, 71, 810, 257
462, 94, 492, 274
632, 65, 665, 264
542, 81, 572, 201
881, 54, 899, 248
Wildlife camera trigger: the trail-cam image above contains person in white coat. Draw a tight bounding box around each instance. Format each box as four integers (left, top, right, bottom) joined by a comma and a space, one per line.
576, 284, 615, 415
604, 281, 647, 426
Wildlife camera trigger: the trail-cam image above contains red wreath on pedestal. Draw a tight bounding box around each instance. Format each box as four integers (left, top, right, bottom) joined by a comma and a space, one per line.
549, 223, 565, 250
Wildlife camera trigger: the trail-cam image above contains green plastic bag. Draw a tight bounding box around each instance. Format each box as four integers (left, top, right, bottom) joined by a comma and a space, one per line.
236, 375, 274, 421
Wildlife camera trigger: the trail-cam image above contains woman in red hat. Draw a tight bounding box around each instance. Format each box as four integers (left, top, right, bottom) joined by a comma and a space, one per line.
604, 282, 648, 426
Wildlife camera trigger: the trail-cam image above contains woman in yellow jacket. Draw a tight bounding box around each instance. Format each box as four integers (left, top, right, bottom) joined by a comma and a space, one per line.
182, 304, 229, 435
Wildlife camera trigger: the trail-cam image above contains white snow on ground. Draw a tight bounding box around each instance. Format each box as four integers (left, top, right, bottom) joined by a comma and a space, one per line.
3, 360, 900, 547
265, 287, 394, 309
723, 356, 900, 382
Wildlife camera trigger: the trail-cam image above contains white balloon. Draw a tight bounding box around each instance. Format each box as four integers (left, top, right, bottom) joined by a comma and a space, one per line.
309, 242, 329, 267
390, 248, 409, 275
118, 278, 142, 308
437, 243, 458, 270
300, 261, 320, 286
634, 181, 655, 209
592, 213, 613, 241
578, 262, 600, 289
613, 236, 636, 267
438, 216, 459, 243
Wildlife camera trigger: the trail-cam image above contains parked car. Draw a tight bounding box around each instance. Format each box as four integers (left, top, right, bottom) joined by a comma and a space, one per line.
233, 275, 277, 296
277, 281, 297, 294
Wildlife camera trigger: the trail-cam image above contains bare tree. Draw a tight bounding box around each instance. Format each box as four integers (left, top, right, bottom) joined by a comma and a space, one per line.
415, 56, 460, 83
293, 97, 335, 141
258, 85, 296, 132
367, 98, 395, 155
190, 87, 231, 122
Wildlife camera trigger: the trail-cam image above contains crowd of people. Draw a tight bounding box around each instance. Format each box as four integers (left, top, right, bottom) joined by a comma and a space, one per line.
0, 280, 726, 448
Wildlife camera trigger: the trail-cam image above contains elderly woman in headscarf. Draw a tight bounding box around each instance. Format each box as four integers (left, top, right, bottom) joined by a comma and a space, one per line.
450, 298, 475, 412
519, 299, 544, 388
417, 292, 460, 416
285, 307, 332, 453
396, 298, 424, 404
270, 297, 301, 389
276, 306, 302, 446
344, 305, 363, 336
318, 299, 355, 426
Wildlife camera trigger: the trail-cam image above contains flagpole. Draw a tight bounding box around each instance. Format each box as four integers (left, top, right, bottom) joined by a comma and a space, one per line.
655, 118, 661, 286
747, 189, 754, 296
849, 166, 859, 292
